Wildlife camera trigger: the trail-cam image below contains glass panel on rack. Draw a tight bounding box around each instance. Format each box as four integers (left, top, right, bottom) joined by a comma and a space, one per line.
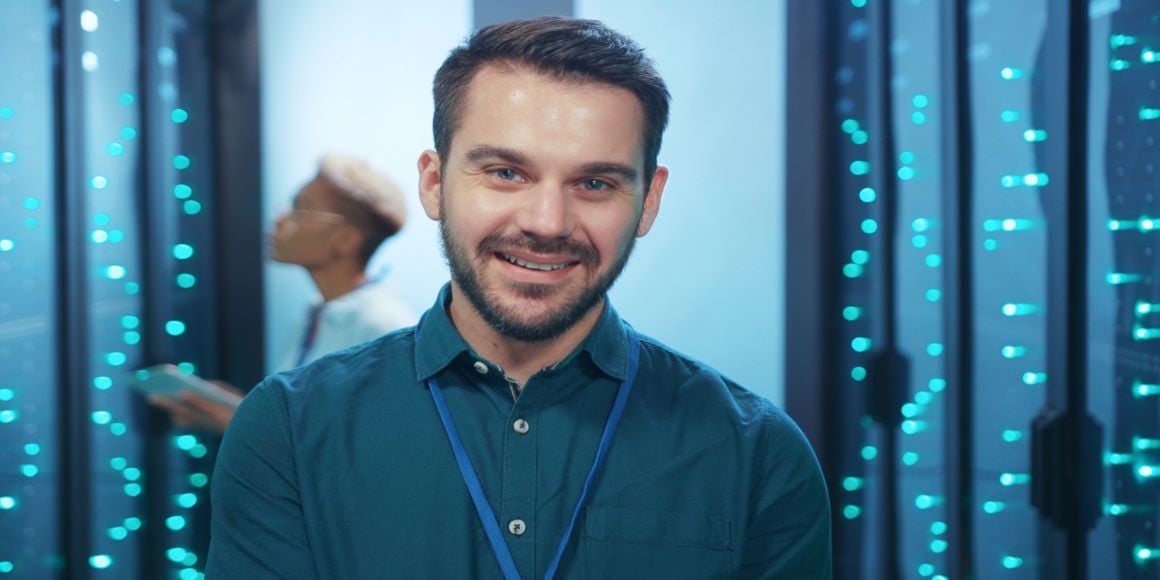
1088, 1, 1160, 577
831, 2, 880, 578
152, 0, 219, 573
0, 2, 60, 578
891, 1, 949, 578
969, 0, 1050, 576
79, 2, 146, 577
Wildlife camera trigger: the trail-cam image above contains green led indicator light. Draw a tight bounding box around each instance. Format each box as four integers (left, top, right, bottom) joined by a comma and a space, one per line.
1133, 381, 1160, 398
929, 378, 946, 392
902, 452, 919, 466
861, 446, 878, 461
171, 108, 189, 123
999, 67, 1024, 79
173, 244, 195, 260
124, 483, 142, 497
166, 320, 187, 336
851, 366, 867, 381
1002, 429, 1023, 442
842, 477, 864, 491
124, 517, 142, 531
850, 161, 870, 175
177, 493, 199, 508
174, 155, 192, 169
1111, 34, 1138, 48
1000, 110, 1020, 123
1002, 303, 1038, 317
0, 497, 15, 510
177, 273, 197, 288
1022, 129, 1047, 142
184, 200, 203, 215
1105, 452, 1134, 466
1001, 345, 1026, 359
1002, 556, 1024, 570
89, 555, 113, 569
901, 420, 927, 435
999, 472, 1030, 486
843, 505, 862, 519
1022, 372, 1047, 386
842, 306, 862, 321
841, 119, 860, 134
1141, 108, 1160, 121
1107, 272, 1142, 285
858, 187, 876, 203
983, 500, 1006, 514
851, 337, 872, 353
190, 473, 209, 488
915, 495, 941, 510
166, 515, 187, 531
930, 521, 947, 535
1135, 546, 1160, 564
108, 526, 128, 541
913, 94, 929, 108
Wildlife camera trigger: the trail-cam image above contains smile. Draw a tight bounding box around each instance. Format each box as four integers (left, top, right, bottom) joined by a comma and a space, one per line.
500, 253, 575, 272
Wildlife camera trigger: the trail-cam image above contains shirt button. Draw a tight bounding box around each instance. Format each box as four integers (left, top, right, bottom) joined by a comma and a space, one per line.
513, 419, 529, 434
473, 361, 488, 375
508, 519, 527, 536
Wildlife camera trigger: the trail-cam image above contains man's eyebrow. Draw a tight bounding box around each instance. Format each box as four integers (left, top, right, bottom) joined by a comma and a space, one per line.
463, 145, 531, 167
578, 162, 638, 184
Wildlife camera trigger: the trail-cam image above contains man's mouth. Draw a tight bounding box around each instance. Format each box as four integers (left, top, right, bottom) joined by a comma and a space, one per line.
498, 253, 576, 272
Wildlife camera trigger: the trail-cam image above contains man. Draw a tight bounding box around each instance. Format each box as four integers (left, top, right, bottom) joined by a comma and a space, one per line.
152, 154, 417, 434
207, 17, 830, 579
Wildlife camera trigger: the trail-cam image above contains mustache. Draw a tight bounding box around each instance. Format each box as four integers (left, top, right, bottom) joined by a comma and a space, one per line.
478, 233, 598, 264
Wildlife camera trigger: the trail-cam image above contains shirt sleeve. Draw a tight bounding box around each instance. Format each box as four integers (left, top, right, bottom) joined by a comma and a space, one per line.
205, 379, 318, 579
740, 410, 833, 579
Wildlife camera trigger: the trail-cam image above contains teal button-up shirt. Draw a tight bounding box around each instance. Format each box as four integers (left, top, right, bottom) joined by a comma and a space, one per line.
207, 286, 831, 579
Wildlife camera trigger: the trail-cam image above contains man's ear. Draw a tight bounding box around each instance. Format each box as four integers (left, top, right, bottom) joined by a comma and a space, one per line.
418, 150, 443, 220
636, 165, 669, 237
331, 225, 365, 260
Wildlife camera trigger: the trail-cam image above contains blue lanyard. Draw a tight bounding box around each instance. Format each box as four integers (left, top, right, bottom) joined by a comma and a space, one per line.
422, 324, 641, 580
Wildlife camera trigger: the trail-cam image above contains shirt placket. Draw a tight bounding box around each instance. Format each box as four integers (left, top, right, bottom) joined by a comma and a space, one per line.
500, 377, 539, 578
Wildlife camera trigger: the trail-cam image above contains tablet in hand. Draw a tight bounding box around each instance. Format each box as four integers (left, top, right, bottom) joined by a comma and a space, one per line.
128, 364, 243, 408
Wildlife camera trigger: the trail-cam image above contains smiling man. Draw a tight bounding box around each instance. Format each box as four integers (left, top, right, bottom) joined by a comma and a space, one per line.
208, 17, 830, 580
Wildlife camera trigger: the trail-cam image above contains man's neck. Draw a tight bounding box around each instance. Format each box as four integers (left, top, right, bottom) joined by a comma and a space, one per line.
308, 263, 369, 303
448, 283, 602, 385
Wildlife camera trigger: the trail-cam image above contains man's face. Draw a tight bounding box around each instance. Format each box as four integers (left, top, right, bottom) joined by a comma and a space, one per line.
269, 179, 350, 268
419, 65, 668, 342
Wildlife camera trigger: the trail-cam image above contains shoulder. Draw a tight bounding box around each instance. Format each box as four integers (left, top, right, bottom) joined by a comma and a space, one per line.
350, 284, 419, 331
255, 327, 418, 419
635, 334, 814, 456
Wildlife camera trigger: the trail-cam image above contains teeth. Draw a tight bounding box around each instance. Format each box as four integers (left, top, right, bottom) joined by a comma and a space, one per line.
503, 254, 569, 271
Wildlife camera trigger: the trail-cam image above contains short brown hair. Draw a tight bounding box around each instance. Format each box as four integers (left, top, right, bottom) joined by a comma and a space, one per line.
432, 17, 671, 184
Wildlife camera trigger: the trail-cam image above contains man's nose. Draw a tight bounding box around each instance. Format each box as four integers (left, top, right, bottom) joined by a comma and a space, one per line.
514, 183, 575, 240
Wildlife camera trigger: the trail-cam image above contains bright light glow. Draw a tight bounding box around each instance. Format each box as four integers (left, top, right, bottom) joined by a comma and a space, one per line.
80, 10, 99, 31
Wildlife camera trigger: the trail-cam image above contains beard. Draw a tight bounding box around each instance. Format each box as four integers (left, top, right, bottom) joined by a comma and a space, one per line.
438, 207, 638, 343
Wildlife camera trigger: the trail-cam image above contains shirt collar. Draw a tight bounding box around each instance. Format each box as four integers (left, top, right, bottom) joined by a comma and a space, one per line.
413, 283, 630, 382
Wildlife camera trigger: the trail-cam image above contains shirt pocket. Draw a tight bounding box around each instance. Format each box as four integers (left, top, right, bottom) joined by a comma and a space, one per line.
582, 506, 733, 579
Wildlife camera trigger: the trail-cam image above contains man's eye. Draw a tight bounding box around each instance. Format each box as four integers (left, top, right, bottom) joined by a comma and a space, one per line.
495, 168, 519, 181
582, 179, 611, 191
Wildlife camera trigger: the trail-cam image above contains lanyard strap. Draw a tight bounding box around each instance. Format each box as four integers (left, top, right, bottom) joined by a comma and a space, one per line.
424, 325, 641, 580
